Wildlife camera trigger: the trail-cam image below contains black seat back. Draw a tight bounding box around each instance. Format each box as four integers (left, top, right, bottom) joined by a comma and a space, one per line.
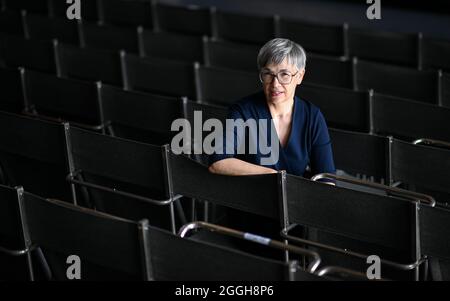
390, 139, 450, 205
348, 28, 419, 67
57, 43, 123, 86
99, 84, 184, 145
0, 111, 71, 200
0, 10, 25, 36
67, 126, 174, 230
22, 69, 101, 127
98, 0, 153, 28
122, 53, 196, 99
204, 38, 259, 72
0, 67, 24, 113
304, 54, 353, 89
355, 59, 438, 104
81, 23, 138, 53
329, 129, 388, 183
25, 13, 79, 45
215, 11, 274, 45
195, 65, 260, 105
297, 84, 369, 132
372, 93, 450, 142
156, 3, 211, 36
0, 34, 56, 73
20, 192, 150, 280
278, 18, 344, 56
139, 30, 203, 63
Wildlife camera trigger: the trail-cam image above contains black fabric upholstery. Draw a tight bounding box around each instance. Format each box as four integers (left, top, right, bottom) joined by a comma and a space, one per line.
391, 139, 450, 201
372, 93, 450, 142
141, 30, 203, 63
0, 34, 55, 73
304, 54, 353, 89
100, 84, 184, 144
26, 13, 79, 45
156, 3, 211, 36
442, 72, 450, 108
0, 111, 70, 200
0, 185, 24, 250
147, 226, 315, 280
170, 153, 280, 220
205, 39, 258, 72
279, 19, 344, 56
124, 54, 196, 99
58, 44, 123, 86
81, 23, 138, 53
197, 66, 260, 105
349, 28, 418, 67
23, 69, 100, 126
297, 83, 369, 132
422, 36, 450, 73
99, 0, 153, 28
355, 59, 438, 104
216, 11, 274, 45
22, 193, 146, 280
420, 205, 450, 261
0, 10, 25, 36
50, 0, 98, 21
0, 67, 24, 113
286, 174, 414, 252
329, 128, 388, 181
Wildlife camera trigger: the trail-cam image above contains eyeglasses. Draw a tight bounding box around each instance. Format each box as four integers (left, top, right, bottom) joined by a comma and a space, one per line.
259, 70, 299, 85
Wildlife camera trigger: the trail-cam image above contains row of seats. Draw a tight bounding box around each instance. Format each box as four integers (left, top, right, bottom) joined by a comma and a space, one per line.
1, 0, 450, 72
0, 111, 449, 280
1, 184, 335, 281
1, 63, 450, 148
1, 28, 449, 107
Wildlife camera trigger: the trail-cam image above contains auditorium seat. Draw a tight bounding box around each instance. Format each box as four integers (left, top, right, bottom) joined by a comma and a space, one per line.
0, 185, 31, 281
138, 28, 203, 63
420, 204, 450, 280
65, 125, 180, 232
4, 0, 48, 15
371, 93, 450, 142
195, 65, 260, 105
214, 11, 275, 45
354, 59, 439, 104
285, 174, 426, 280
278, 18, 345, 56
0, 111, 71, 200
155, 2, 212, 36
22, 69, 101, 129
390, 138, 450, 207
203, 37, 259, 72
56, 43, 123, 86
99, 83, 184, 145
122, 53, 196, 99
80, 22, 138, 53
304, 54, 353, 89
0, 67, 24, 113
329, 129, 389, 183
0, 34, 56, 73
348, 27, 419, 67
24, 13, 79, 45
296, 84, 370, 132
49, 0, 98, 21
19, 191, 152, 280
0, 10, 25, 36
98, 0, 153, 29
441, 72, 450, 107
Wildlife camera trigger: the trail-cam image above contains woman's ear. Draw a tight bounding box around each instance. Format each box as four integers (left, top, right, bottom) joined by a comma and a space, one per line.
297, 68, 305, 85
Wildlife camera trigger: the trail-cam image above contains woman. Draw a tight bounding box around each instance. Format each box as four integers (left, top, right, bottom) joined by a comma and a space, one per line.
208, 38, 335, 178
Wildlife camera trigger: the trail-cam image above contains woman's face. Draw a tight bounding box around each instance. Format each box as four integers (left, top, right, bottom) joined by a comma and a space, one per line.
261, 58, 305, 105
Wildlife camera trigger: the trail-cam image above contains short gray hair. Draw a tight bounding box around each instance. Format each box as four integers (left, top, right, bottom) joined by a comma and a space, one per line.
257, 38, 306, 71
